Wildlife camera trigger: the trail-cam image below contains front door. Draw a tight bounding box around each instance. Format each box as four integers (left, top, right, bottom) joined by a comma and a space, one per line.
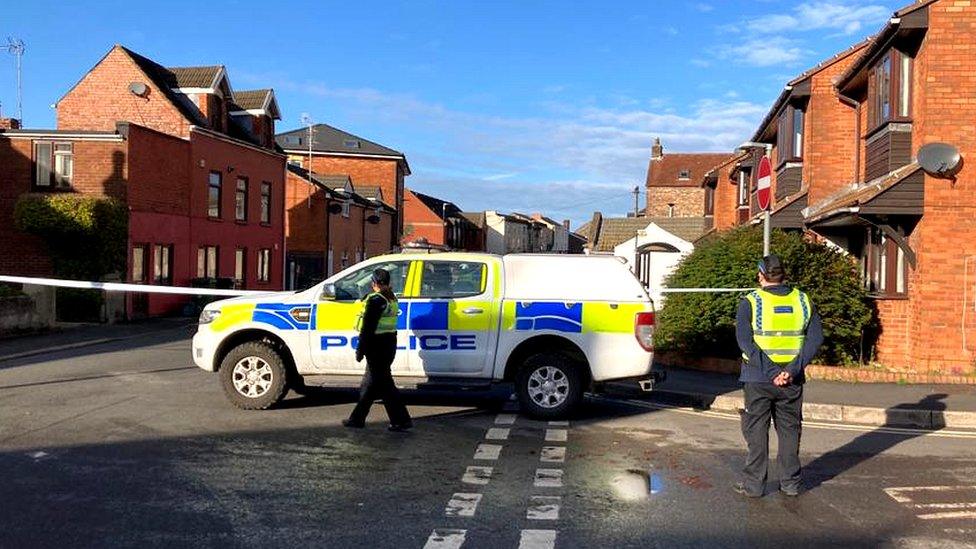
310, 259, 414, 374
406, 259, 496, 378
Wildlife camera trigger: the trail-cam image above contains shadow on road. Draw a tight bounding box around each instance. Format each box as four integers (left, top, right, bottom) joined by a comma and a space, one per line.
803, 394, 947, 490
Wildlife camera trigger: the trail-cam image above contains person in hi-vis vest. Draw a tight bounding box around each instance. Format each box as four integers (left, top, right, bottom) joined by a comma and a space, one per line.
734, 255, 823, 498
343, 268, 413, 432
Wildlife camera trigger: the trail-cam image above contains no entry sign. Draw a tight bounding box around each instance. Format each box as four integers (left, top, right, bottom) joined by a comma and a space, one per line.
757, 156, 772, 211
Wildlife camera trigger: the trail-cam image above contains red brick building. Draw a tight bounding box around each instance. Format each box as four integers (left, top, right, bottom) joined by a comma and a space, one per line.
0, 45, 286, 318
707, 0, 976, 376
276, 124, 409, 247
284, 166, 395, 289
403, 189, 484, 250
645, 138, 731, 218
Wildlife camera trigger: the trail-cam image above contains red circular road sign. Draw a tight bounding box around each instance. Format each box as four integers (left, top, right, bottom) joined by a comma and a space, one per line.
756, 156, 772, 211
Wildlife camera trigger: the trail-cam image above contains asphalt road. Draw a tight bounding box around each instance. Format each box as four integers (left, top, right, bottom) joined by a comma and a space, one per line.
1, 324, 975, 548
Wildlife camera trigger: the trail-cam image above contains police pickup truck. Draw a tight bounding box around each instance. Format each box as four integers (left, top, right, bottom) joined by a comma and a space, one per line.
192, 252, 658, 418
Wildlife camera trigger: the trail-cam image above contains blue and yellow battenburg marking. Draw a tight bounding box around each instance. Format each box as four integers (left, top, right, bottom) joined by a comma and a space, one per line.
319, 301, 479, 351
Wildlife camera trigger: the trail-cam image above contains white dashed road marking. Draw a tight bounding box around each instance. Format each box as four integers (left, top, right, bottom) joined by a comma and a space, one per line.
527, 496, 561, 520
518, 529, 557, 549
540, 446, 566, 463
462, 466, 493, 486
495, 413, 517, 425
534, 468, 564, 488
485, 427, 511, 441
474, 444, 502, 461
545, 429, 567, 442
548, 420, 569, 426
445, 493, 482, 518
423, 529, 467, 549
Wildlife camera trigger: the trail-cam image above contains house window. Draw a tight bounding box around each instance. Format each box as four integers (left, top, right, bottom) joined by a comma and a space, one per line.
235, 177, 248, 222
33, 142, 73, 188
870, 50, 912, 128
704, 187, 715, 216
738, 171, 749, 207
235, 248, 246, 286
257, 248, 271, 282
208, 172, 222, 218
341, 251, 349, 268
154, 244, 173, 284
197, 246, 219, 278
861, 226, 907, 297
678, 169, 690, 180
260, 182, 271, 224
776, 106, 804, 163
132, 245, 148, 283
667, 203, 675, 217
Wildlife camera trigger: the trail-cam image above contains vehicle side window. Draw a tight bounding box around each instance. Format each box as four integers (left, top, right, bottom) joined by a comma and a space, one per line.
332, 261, 410, 302
417, 261, 487, 299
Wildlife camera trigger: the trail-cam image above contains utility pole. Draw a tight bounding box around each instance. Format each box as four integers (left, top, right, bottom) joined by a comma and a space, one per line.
6, 38, 25, 124
632, 185, 640, 217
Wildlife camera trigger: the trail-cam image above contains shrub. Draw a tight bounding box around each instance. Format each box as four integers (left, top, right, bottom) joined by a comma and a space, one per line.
13, 194, 128, 280
654, 226, 874, 365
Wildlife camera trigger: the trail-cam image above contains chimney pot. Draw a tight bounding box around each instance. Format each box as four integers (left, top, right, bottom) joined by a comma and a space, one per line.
0, 118, 21, 130
651, 137, 663, 160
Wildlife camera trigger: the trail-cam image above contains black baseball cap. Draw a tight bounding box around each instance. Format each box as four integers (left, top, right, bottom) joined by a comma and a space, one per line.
371, 268, 391, 286
758, 255, 785, 279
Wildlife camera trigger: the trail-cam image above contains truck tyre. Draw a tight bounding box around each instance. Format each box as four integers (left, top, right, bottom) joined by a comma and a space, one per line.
516, 352, 585, 419
219, 341, 288, 410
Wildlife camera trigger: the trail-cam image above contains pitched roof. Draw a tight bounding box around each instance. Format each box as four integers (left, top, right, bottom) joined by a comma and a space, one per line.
357, 186, 384, 201
646, 153, 733, 188
318, 174, 354, 193
804, 163, 922, 223
232, 89, 271, 110
588, 216, 710, 252
276, 124, 407, 164
166, 66, 223, 88
119, 46, 208, 126
411, 190, 462, 220
461, 212, 486, 228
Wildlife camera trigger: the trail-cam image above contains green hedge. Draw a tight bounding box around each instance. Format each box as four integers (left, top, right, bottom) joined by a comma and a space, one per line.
654, 226, 874, 365
13, 194, 128, 280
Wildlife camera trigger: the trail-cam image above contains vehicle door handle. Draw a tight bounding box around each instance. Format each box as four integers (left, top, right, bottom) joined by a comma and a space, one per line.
461, 307, 484, 315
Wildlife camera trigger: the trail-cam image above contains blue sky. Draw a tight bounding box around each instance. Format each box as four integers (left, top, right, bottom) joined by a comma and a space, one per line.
4, 0, 904, 227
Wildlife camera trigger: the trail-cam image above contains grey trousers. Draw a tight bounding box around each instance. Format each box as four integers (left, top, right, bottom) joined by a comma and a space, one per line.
741, 382, 803, 494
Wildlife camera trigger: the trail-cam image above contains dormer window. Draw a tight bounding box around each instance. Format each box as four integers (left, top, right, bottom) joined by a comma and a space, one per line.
869, 49, 912, 129
678, 169, 690, 180
776, 105, 804, 164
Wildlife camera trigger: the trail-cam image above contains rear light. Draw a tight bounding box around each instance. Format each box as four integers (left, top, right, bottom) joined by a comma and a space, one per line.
635, 312, 655, 352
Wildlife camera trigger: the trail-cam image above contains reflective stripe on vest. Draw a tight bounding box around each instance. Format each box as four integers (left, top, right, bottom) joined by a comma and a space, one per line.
355, 292, 399, 334
743, 288, 810, 365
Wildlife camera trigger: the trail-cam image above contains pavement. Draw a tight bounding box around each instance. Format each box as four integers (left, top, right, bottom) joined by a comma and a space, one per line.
649, 368, 976, 430
1, 326, 975, 547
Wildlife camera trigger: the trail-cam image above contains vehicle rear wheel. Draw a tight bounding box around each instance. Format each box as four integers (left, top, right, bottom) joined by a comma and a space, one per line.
516, 352, 585, 419
219, 341, 288, 410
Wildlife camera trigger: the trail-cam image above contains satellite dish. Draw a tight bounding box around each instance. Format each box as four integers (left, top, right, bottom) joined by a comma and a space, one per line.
327, 203, 344, 215
128, 82, 149, 98
367, 215, 381, 225
917, 142, 962, 178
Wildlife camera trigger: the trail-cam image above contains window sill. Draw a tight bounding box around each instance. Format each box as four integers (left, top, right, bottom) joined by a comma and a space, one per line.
867, 293, 909, 301
865, 118, 913, 140
207, 216, 223, 222
260, 222, 272, 228
234, 220, 247, 225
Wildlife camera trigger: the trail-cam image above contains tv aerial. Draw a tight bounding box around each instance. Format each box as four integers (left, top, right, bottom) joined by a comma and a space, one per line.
6, 37, 25, 123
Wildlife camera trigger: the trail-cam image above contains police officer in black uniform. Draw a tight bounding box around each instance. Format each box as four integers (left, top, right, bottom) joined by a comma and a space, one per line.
342, 268, 413, 432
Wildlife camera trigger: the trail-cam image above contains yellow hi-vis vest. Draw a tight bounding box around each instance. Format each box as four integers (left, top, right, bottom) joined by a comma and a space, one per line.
355, 292, 399, 334
743, 287, 811, 366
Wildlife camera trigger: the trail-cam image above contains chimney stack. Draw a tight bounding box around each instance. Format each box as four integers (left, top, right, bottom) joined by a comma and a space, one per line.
0, 118, 21, 130
562, 219, 570, 230
651, 137, 663, 160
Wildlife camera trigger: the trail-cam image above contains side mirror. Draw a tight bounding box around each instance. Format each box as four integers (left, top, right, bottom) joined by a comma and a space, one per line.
320, 283, 337, 301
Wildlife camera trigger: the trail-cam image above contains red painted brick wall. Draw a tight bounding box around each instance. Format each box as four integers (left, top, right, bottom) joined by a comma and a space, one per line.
284, 171, 330, 255
57, 46, 192, 138
365, 210, 394, 257
330, 203, 366, 273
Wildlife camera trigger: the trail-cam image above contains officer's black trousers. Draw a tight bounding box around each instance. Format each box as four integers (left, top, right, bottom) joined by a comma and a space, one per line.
741, 382, 803, 494
349, 341, 411, 426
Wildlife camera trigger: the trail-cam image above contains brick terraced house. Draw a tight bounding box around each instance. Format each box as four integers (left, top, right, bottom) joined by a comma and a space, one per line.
284, 166, 395, 290
403, 189, 484, 251
276, 124, 410, 248
0, 44, 287, 318
645, 137, 731, 218
707, 0, 976, 376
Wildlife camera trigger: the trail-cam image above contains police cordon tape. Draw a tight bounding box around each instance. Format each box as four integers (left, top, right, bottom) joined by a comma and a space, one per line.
0, 274, 753, 297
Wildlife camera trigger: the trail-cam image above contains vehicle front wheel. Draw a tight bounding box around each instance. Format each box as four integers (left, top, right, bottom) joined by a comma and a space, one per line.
516, 353, 585, 419
219, 341, 288, 410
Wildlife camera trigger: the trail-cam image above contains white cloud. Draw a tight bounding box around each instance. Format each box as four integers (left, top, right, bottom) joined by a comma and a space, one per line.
744, 1, 889, 36
694, 3, 714, 12
714, 37, 806, 67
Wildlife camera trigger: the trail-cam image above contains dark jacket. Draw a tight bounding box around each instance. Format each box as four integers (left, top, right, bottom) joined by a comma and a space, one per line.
736, 284, 824, 384
356, 293, 396, 357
